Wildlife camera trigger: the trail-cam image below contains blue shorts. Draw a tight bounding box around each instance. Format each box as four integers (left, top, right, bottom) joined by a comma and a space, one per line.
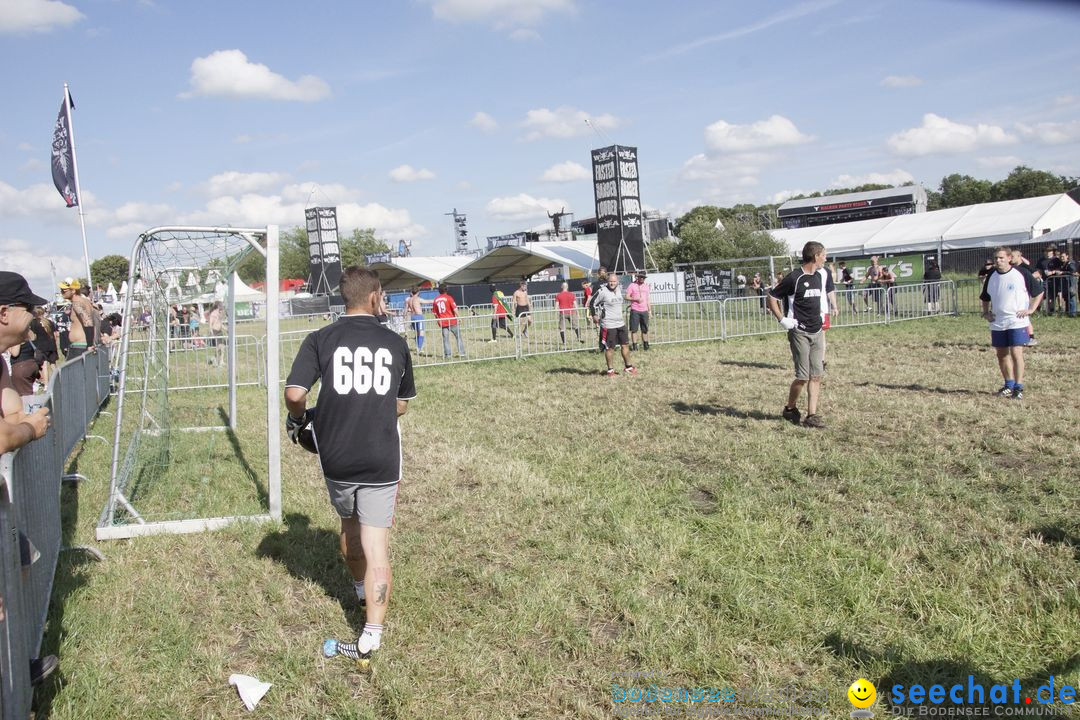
411, 314, 423, 332
990, 328, 1029, 348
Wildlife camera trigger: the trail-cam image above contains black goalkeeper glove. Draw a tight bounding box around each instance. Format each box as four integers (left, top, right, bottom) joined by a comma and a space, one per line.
286, 410, 309, 444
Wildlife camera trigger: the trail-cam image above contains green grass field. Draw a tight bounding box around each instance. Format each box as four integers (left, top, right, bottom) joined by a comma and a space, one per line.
40, 314, 1080, 719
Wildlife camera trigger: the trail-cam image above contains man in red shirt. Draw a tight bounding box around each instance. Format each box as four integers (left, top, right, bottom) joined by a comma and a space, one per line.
554, 282, 582, 345
489, 284, 514, 342
432, 283, 466, 358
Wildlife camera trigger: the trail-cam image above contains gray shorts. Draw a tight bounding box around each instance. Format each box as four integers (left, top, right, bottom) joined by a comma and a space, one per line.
325, 481, 398, 527
787, 328, 826, 380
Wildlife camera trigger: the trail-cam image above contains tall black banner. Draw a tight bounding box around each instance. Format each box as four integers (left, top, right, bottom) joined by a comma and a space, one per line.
305, 206, 343, 296
591, 144, 645, 273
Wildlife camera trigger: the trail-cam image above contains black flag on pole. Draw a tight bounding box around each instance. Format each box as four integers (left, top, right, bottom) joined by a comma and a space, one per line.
51, 96, 78, 208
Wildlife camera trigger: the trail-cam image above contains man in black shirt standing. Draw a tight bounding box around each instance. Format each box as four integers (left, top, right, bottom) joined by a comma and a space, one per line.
285, 266, 416, 670
767, 242, 837, 429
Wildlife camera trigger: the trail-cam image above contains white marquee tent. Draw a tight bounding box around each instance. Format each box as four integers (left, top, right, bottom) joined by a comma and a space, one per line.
366, 256, 476, 290
770, 193, 1080, 257
443, 239, 599, 284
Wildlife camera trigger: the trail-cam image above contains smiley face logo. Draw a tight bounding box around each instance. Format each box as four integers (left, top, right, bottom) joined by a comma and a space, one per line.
848, 678, 877, 709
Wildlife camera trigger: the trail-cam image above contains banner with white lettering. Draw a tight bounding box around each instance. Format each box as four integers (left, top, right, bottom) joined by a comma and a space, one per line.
592, 144, 645, 273
305, 207, 343, 295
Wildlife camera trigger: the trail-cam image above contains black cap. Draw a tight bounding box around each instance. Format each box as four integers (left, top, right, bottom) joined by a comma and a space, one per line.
635, 270, 647, 278
0, 272, 47, 307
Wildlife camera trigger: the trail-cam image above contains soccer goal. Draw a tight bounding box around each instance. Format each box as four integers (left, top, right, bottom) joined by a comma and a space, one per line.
97, 226, 281, 540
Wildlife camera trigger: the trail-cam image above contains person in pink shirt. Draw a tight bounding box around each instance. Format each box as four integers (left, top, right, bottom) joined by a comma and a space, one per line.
625, 270, 651, 351
554, 282, 582, 346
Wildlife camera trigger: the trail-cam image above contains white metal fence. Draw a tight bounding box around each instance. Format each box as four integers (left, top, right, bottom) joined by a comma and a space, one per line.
121, 281, 957, 386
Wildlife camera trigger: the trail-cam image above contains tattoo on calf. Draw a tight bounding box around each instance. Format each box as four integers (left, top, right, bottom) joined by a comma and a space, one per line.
375, 584, 388, 604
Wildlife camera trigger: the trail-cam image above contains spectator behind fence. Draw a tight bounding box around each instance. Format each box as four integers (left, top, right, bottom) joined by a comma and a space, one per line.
0, 273, 57, 684
838, 261, 856, 313
862, 256, 883, 313
0, 272, 50, 452
59, 278, 95, 359
977, 259, 994, 279
7, 340, 40, 397
1060, 251, 1077, 317
1035, 246, 1061, 315
30, 308, 59, 388
924, 259, 943, 313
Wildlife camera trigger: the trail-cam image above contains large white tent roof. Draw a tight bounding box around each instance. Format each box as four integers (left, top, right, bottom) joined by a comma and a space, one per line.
769, 193, 1080, 256
443, 239, 599, 284
367, 256, 476, 290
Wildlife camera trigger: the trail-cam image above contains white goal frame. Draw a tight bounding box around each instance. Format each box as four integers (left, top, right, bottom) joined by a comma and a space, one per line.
97, 225, 281, 540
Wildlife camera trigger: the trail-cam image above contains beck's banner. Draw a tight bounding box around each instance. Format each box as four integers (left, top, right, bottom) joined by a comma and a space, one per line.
591, 145, 645, 273
305, 207, 343, 295
51, 98, 78, 208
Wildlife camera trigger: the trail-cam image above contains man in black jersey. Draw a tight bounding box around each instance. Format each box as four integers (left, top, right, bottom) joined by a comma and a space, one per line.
285, 266, 416, 668
767, 242, 837, 429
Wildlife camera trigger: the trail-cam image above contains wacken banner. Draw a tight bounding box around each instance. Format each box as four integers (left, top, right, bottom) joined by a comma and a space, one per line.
364, 252, 392, 265
305, 207, 343, 296
591, 144, 645, 273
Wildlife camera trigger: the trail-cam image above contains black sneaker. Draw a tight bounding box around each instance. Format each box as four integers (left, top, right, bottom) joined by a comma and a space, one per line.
802, 414, 826, 429
781, 406, 801, 425
630, 343, 638, 351
643, 341, 650, 350
30, 655, 58, 685
995, 385, 1013, 398
1011, 387, 1023, 400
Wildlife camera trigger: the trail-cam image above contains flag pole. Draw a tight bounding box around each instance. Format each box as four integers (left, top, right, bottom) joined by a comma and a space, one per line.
64, 83, 93, 292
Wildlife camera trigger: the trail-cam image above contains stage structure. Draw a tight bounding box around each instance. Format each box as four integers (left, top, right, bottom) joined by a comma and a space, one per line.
591, 144, 646, 273
447, 208, 472, 255
306, 206, 343, 296
777, 187, 928, 230
99, 226, 281, 540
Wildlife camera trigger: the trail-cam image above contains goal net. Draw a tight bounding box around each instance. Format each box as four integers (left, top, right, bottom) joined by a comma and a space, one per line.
98, 226, 281, 540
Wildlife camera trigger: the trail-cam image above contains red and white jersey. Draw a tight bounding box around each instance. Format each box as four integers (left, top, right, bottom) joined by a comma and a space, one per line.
432, 293, 458, 327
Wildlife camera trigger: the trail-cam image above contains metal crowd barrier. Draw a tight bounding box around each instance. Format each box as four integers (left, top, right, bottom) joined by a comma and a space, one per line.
266, 281, 957, 373
0, 348, 111, 720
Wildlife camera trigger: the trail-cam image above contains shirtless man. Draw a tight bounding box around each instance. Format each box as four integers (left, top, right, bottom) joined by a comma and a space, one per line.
59, 279, 96, 359
512, 280, 532, 338
404, 287, 431, 354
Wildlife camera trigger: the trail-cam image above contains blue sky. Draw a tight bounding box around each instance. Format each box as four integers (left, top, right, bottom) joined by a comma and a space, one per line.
3, 0, 1080, 290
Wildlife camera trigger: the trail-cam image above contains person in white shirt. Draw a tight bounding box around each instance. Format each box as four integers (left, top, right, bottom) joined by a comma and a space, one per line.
979, 247, 1044, 400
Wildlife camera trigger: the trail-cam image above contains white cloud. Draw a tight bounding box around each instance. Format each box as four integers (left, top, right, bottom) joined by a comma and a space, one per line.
0, 0, 83, 33
233, 134, 252, 144
0, 180, 70, 216
829, 169, 915, 188
389, 164, 436, 182
539, 161, 589, 183
19, 158, 44, 172
881, 75, 922, 88
1053, 95, 1075, 107
468, 111, 499, 132
887, 113, 1016, 156
522, 106, 619, 141
704, 115, 813, 153
203, 170, 290, 196
1016, 120, 1080, 145
180, 189, 425, 241
509, 28, 541, 41
485, 193, 568, 221
428, 0, 574, 29
16, 142, 33, 152
976, 155, 1023, 169
0, 238, 83, 294
180, 49, 330, 102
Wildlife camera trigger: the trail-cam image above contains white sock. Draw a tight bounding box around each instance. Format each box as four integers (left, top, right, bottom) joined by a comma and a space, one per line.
357, 623, 383, 653
354, 580, 365, 601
